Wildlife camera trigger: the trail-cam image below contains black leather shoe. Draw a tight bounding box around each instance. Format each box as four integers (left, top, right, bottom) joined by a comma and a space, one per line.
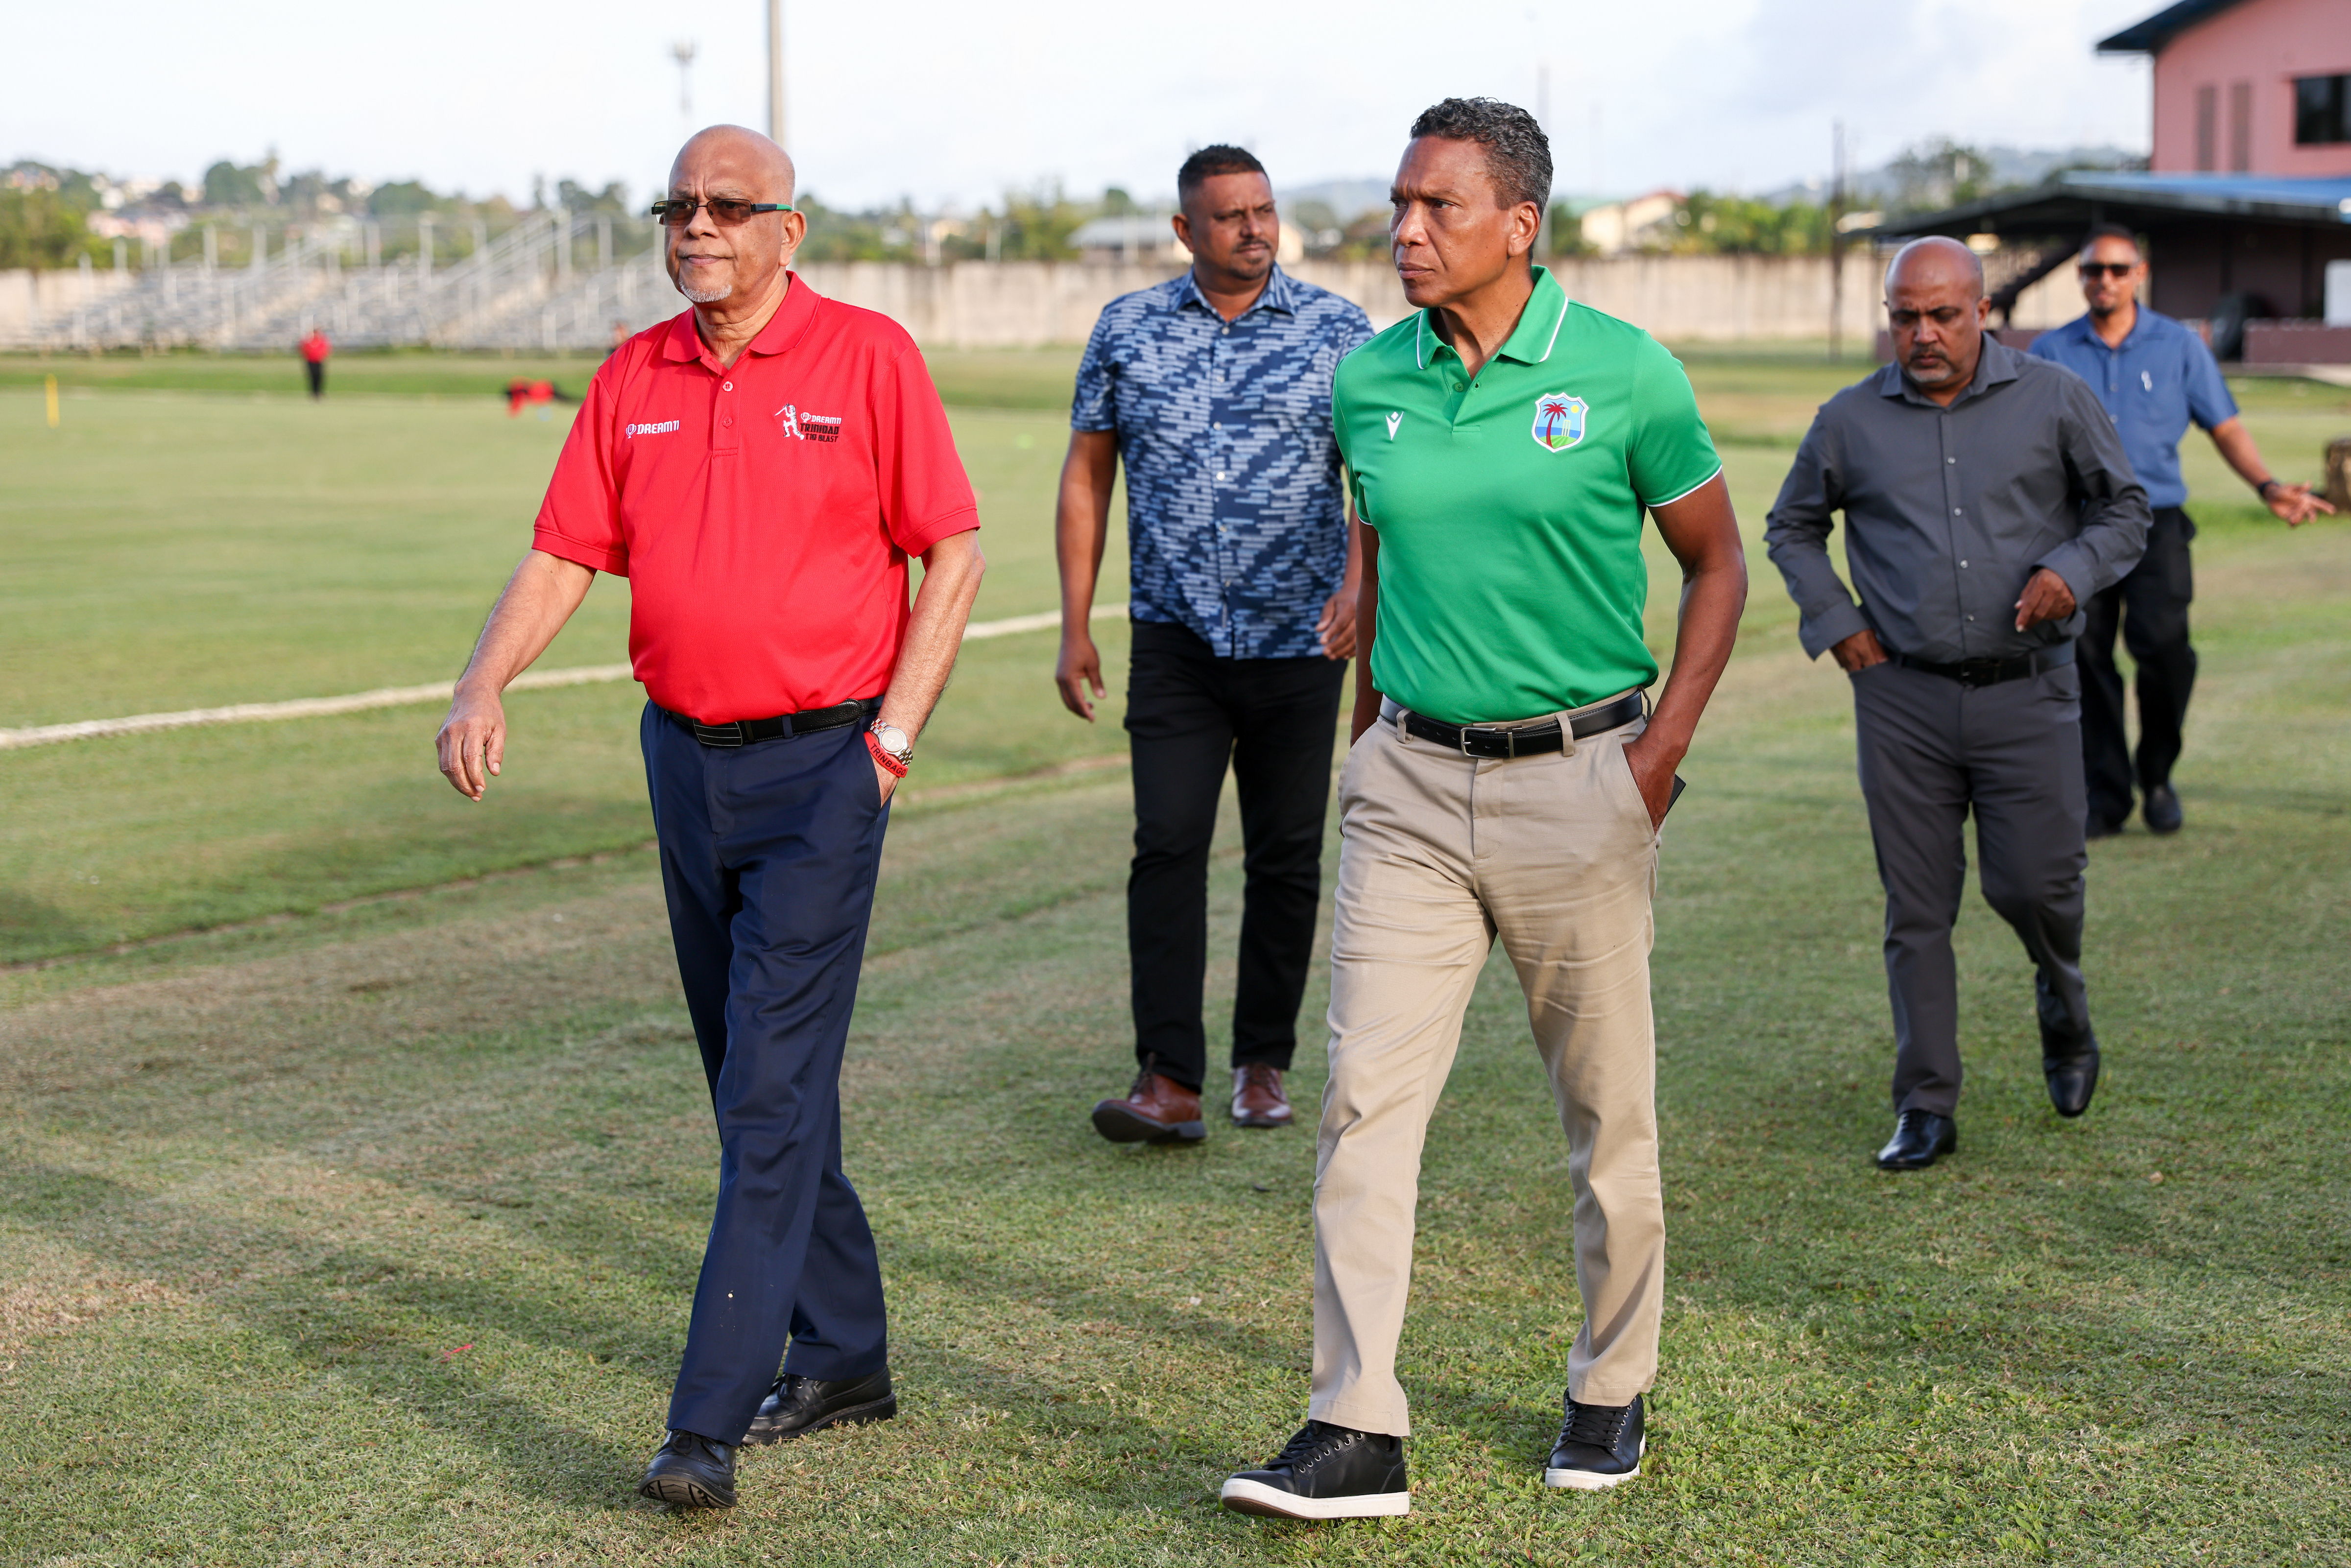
2142, 784, 2183, 835
1875, 1109, 1957, 1170
1544, 1392, 1645, 1490
743, 1368, 897, 1445
2084, 813, 2125, 840
2037, 974, 2101, 1118
1222, 1421, 1410, 1519
637, 1430, 737, 1509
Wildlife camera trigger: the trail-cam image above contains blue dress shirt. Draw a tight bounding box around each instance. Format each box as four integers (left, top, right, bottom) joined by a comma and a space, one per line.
2027, 309, 2236, 510
1072, 266, 1373, 658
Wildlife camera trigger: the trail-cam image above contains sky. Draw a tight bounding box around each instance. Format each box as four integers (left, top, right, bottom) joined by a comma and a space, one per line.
8, 0, 2159, 212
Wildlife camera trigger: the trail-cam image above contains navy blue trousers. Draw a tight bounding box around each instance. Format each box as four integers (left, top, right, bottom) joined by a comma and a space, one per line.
641, 704, 891, 1445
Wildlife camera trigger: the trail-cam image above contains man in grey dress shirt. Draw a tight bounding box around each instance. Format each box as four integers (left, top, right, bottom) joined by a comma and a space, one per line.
1766, 237, 2150, 1170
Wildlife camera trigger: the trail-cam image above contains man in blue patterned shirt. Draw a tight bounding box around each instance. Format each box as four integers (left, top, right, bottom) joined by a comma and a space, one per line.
1056, 144, 1374, 1144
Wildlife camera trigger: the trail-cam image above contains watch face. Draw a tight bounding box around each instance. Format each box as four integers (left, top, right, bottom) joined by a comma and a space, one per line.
873, 724, 911, 754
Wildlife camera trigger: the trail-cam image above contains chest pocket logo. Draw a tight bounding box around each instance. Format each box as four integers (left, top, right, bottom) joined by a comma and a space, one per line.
1532, 393, 1587, 453
775, 404, 844, 443
1385, 411, 1403, 441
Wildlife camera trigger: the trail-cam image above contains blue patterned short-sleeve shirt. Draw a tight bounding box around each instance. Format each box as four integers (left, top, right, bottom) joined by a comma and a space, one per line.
1073, 266, 1373, 658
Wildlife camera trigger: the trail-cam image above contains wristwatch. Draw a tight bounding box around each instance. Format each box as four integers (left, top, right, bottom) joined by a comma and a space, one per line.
867, 720, 913, 771
2257, 477, 2282, 497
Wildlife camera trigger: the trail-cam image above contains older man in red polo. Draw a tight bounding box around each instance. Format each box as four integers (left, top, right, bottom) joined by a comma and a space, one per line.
435, 125, 984, 1509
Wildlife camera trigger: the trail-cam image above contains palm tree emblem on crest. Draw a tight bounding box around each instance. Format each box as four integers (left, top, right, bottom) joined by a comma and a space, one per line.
1531, 392, 1587, 452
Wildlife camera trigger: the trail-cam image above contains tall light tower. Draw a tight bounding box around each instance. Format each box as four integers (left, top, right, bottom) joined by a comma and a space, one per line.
672, 39, 697, 125
767, 0, 786, 150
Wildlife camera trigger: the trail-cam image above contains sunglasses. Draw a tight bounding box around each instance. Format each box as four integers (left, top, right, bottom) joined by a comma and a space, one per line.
648, 197, 796, 227
2077, 261, 2138, 278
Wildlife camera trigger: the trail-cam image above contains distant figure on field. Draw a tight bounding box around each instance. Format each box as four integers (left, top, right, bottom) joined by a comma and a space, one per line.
1765, 237, 2151, 1172
2027, 223, 2333, 838
434, 124, 985, 1513
503, 379, 577, 417
1060, 144, 1372, 1147
299, 327, 330, 400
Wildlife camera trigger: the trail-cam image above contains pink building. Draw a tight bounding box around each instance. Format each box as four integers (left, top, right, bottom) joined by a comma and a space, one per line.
2103, 0, 2351, 177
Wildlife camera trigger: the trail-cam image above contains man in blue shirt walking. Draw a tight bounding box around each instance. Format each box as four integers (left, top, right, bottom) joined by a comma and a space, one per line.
2030, 224, 2333, 837
1056, 144, 1373, 1142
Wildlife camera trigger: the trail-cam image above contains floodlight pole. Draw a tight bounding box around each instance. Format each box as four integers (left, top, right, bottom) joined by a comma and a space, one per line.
768, 0, 786, 150
1827, 119, 1847, 364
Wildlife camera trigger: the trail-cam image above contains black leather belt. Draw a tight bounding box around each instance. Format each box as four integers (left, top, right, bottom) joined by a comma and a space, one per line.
1887, 642, 2074, 689
665, 697, 880, 748
1398, 691, 1646, 759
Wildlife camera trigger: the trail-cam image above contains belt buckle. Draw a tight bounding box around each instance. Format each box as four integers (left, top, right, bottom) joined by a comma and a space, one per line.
1458, 725, 1513, 759
692, 719, 745, 748
1956, 660, 1996, 689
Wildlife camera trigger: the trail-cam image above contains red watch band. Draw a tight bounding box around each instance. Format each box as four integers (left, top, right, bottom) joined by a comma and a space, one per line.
864, 730, 909, 777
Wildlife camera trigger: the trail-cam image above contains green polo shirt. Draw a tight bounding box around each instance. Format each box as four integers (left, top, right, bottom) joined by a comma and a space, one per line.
1335, 266, 1721, 724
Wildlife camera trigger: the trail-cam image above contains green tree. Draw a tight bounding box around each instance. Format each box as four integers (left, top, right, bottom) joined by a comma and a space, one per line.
0, 187, 103, 268
367, 181, 442, 216
202, 159, 277, 208
555, 179, 629, 214
1886, 139, 1997, 215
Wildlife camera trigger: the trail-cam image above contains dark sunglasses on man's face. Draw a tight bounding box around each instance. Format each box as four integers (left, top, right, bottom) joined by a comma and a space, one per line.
2078, 261, 2137, 278
648, 197, 796, 227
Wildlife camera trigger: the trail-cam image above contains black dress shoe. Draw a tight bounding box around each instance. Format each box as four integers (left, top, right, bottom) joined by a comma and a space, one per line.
1544, 1392, 1645, 1490
1221, 1421, 1410, 1519
1875, 1109, 1957, 1170
744, 1368, 897, 1445
2084, 813, 2125, 840
2037, 974, 2101, 1118
2142, 784, 2183, 835
637, 1430, 737, 1509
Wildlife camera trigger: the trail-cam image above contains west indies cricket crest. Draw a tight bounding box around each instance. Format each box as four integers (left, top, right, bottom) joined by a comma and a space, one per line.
1531, 392, 1587, 452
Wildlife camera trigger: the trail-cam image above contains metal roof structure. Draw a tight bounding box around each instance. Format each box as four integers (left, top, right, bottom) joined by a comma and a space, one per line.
2094, 0, 2251, 54
1874, 171, 2351, 238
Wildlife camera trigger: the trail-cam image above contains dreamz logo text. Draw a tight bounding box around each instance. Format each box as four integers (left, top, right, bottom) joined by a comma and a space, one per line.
624, 419, 681, 439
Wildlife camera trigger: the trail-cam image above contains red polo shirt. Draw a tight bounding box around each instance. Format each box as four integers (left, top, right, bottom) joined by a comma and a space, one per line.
531, 276, 979, 723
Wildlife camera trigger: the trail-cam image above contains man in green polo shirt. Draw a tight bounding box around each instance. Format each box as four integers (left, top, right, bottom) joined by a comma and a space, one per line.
1220, 98, 1747, 1520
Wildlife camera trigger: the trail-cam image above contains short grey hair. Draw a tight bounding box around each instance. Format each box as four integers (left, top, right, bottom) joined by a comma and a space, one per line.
1409, 97, 1552, 212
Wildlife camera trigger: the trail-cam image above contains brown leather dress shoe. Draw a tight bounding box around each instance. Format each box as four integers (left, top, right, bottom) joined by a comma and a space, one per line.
1231, 1064, 1294, 1128
1091, 1069, 1206, 1143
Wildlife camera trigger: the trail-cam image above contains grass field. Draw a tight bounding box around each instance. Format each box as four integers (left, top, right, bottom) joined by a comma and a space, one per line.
2, 346, 2348, 1565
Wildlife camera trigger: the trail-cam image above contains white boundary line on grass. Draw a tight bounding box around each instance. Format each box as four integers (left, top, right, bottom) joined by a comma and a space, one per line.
0, 602, 1128, 752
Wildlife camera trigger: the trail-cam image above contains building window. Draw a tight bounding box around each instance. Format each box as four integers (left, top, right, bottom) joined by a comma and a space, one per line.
2229, 81, 2252, 170
2296, 75, 2350, 145
2196, 83, 2218, 170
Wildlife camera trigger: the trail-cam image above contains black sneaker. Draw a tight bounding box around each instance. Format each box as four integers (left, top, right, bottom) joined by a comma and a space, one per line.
1221, 1420, 1409, 1519
637, 1429, 737, 1509
743, 1368, 897, 1446
1544, 1393, 1645, 1490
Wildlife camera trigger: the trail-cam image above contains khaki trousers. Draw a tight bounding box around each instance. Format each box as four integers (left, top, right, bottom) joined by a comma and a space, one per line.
1308, 698, 1665, 1437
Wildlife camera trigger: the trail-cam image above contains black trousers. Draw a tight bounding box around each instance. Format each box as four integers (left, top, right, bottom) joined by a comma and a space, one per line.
1852, 657, 2091, 1118
1124, 620, 1345, 1091
304, 360, 325, 399
2080, 505, 2196, 828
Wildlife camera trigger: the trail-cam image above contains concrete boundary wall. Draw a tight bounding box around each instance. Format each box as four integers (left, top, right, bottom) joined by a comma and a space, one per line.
0, 269, 135, 344
0, 251, 2087, 353
797, 252, 2084, 348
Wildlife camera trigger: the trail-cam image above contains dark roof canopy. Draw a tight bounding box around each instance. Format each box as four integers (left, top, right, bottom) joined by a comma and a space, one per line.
2095, 0, 2250, 54
1875, 171, 2351, 238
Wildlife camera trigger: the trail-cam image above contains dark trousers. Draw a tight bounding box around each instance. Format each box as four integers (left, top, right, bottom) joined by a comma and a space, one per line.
641, 704, 891, 1445
304, 360, 325, 399
1852, 658, 2091, 1117
2080, 505, 2196, 828
1124, 620, 1345, 1091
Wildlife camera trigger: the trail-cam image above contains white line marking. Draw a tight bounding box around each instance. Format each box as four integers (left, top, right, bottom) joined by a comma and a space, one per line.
0, 603, 1129, 751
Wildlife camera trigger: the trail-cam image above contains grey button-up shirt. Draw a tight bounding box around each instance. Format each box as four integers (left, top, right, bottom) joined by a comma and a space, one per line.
1764, 339, 2151, 664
